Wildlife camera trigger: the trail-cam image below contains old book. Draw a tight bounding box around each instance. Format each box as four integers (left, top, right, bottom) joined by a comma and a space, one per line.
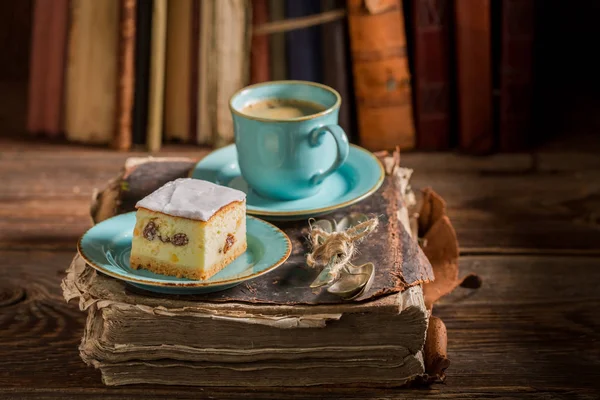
498, 0, 535, 152
214, 0, 251, 147
27, 0, 69, 137
131, 0, 153, 145
285, 0, 322, 82
197, 0, 251, 147
321, 0, 355, 140
164, 0, 193, 143
188, 0, 200, 143
347, 0, 416, 151
64, 0, 119, 144
250, 0, 270, 83
455, 0, 493, 154
197, 0, 215, 145
146, 0, 167, 152
62, 152, 457, 387
411, 0, 452, 150
268, 0, 287, 81
113, 0, 136, 151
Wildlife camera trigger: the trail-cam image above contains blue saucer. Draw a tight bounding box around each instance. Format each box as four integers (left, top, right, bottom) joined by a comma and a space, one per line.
191, 144, 384, 220
77, 213, 291, 295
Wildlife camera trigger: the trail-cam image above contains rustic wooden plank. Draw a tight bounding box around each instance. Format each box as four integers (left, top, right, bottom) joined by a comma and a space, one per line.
4, 145, 600, 251
0, 388, 598, 400
1, 250, 598, 398
409, 169, 600, 251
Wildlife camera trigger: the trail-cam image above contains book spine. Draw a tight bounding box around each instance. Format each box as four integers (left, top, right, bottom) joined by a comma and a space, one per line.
412, 0, 452, 150
454, 0, 493, 154
250, 0, 270, 84
113, 0, 136, 151
27, 0, 69, 136
268, 0, 286, 81
27, 0, 51, 134
498, 0, 535, 152
197, 0, 216, 145
146, 0, 167, 152
132, 0, 153, 145
43, 0, 69, 137
64, 0, 119, 144
285, 0, 322, 82
214, 0, 251, 148
321, 0, 354, 140
188, 0, 200, 143
164, 0, 192, 143
346, 0, 416, 151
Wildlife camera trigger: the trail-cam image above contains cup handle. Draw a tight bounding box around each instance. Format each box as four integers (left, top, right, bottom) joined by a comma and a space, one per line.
308, 124, 349, 186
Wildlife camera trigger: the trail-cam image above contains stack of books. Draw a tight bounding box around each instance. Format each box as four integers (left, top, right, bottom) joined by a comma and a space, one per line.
62, 152, 464, 387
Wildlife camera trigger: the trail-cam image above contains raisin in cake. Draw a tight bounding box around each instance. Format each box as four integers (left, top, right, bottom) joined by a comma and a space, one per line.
130, 178, 247, 280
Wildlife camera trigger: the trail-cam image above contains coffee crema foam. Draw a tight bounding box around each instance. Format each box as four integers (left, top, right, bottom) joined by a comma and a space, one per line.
241, 98, 326, 120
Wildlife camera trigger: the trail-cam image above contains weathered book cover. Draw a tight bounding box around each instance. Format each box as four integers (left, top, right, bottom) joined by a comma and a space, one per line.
498, 0, 535, 152
113, 0, 136, 151
65, 0, 119, 144
250, 0, 270, 84
131, 0, 152, 146
285, 0, 322, 82
347, 0, 416, 151
321, 0, 355, 141
454, 0, 493, 154
164, 0, 193, 143
27, 0, 69, 137
411, 0, 452, 150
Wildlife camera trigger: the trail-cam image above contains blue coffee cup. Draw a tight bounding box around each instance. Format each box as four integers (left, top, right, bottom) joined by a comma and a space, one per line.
229, 81, 349, 200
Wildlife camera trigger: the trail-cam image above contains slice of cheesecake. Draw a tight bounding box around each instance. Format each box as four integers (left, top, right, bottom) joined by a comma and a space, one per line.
130, 178, 247, 280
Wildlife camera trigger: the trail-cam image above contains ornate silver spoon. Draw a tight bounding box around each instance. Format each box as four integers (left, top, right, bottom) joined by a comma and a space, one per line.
309, 213, 372, 289
327, 262, 375, 300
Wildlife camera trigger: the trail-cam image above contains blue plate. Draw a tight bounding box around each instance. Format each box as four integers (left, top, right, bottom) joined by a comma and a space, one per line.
77, 213, 291, 294
191, 144, 384, 220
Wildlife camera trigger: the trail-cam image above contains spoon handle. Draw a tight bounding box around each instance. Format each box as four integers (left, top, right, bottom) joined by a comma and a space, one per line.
310, 254, 337, 288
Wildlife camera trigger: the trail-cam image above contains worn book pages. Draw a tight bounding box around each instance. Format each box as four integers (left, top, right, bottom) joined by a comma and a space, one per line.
63, 254, 428, 387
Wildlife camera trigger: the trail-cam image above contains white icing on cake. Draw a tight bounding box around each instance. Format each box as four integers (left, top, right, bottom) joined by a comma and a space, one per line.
135, 178, 246, 221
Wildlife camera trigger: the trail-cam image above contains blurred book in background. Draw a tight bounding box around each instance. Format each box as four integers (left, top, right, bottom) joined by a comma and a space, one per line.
250, 0, 270, 84
497, 0, 535, 152
164, 0, 193, 144
65, 0, 119, 145
410, 0, 452, 151
27, 0, 68, 137
268, 0, 287, 81
321, 0, 354, 141
285, 0, 322, 83
347, 0, 416, 151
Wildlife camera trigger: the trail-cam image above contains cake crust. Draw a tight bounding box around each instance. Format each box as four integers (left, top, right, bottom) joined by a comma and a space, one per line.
130, 241, 247, 280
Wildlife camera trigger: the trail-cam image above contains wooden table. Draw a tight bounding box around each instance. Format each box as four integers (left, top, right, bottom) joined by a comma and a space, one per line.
1, 139, 599, 399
